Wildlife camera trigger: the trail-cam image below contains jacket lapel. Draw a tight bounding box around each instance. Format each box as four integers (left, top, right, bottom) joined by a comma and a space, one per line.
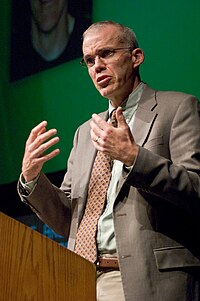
132, 85, 158, 146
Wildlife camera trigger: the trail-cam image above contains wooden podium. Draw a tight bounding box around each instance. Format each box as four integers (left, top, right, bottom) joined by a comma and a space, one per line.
0, 212, 96, 301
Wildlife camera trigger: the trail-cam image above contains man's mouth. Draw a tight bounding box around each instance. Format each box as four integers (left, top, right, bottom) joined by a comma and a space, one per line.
97, 75, 111, 87
39, 0, 54, 5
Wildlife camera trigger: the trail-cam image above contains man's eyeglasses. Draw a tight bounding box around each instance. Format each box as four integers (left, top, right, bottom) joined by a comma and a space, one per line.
80, 47, 133, 68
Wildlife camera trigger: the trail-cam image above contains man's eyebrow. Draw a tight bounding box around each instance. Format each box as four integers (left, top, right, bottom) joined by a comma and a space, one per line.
83, 54, 92, 59
83, 47, 115, 60
84, 47, 113, 56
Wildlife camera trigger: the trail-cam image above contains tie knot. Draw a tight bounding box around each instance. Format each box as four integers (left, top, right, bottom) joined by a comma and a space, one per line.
110, 109, 117, 127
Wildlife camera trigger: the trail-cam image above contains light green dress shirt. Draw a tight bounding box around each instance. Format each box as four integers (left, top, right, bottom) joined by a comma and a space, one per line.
97, 82, 145, 255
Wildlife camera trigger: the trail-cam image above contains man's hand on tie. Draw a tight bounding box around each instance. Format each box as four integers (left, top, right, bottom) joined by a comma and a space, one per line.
90, 107, 138, 166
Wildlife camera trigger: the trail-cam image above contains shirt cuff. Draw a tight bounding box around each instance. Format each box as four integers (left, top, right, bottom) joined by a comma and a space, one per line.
123, 164, 133, 173
19, 173, 40, 195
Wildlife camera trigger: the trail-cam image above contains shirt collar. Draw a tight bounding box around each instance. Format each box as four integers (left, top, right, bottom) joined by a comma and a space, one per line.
108, 82, 145, 123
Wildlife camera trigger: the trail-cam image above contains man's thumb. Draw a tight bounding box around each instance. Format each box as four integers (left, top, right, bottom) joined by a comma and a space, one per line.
116, 107, 127, 127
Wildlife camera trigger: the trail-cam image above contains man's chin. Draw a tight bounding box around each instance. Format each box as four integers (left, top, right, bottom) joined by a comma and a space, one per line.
98, 87, 113, 98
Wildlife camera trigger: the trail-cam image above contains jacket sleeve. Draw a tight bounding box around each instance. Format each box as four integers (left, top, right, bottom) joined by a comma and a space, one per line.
125, 96, 200, 215
17, 127, 80, 237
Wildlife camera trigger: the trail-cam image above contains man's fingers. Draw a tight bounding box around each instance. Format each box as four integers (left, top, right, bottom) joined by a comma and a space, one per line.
30, 136, 60, 159
92, 108, 128, 130
27, 128, 58, 152
91, 113, 109, 130
115, 107, 127, 127
26, 120, 48, 144
22, 121, 61, 182
37, 148, 60, 163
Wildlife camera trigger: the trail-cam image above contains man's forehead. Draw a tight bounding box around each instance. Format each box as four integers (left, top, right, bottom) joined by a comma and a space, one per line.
85, 25, 120, 41
83, 27, 121, 52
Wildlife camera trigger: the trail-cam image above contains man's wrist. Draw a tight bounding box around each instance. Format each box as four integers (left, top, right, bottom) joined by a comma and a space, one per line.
124, 144, 139, 167
19, 173, 40, 195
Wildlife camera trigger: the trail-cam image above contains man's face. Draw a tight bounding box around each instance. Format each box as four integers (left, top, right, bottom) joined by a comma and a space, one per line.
82, 25, 139, 105
30, 0, 67, 33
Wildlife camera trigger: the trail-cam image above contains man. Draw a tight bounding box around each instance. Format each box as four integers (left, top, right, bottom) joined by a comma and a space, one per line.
30, 0, 75, 61
10, 0, 92, 80
18, 21, 200, 301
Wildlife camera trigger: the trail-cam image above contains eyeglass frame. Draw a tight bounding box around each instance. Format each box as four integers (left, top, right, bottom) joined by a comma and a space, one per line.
80, 47, 134, 68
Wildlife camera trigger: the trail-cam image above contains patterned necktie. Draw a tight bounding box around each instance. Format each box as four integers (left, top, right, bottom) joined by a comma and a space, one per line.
74, 110, 117, 263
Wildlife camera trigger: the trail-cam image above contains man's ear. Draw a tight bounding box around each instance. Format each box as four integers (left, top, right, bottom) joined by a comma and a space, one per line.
131, 48, 145, 68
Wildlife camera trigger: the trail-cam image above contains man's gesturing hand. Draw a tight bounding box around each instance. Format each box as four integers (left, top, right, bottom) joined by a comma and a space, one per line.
90, 107, 138, 167
22, 121, 60, 182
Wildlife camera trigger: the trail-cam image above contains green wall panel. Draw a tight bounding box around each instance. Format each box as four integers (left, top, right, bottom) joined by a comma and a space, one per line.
0, 0, 200, 184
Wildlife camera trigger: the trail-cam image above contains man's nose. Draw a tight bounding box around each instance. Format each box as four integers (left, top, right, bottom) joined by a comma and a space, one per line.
93, 56, 106, 71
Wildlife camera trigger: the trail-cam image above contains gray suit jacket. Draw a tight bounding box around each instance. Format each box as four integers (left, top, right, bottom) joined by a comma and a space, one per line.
19, 85, 200, 301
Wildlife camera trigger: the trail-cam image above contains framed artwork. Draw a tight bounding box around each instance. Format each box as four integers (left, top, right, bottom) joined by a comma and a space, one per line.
10, 0, 93, 81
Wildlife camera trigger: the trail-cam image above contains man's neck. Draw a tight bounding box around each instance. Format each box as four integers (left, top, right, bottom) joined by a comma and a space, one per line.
110, 78, 141, 108
32, 13, 75, 61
